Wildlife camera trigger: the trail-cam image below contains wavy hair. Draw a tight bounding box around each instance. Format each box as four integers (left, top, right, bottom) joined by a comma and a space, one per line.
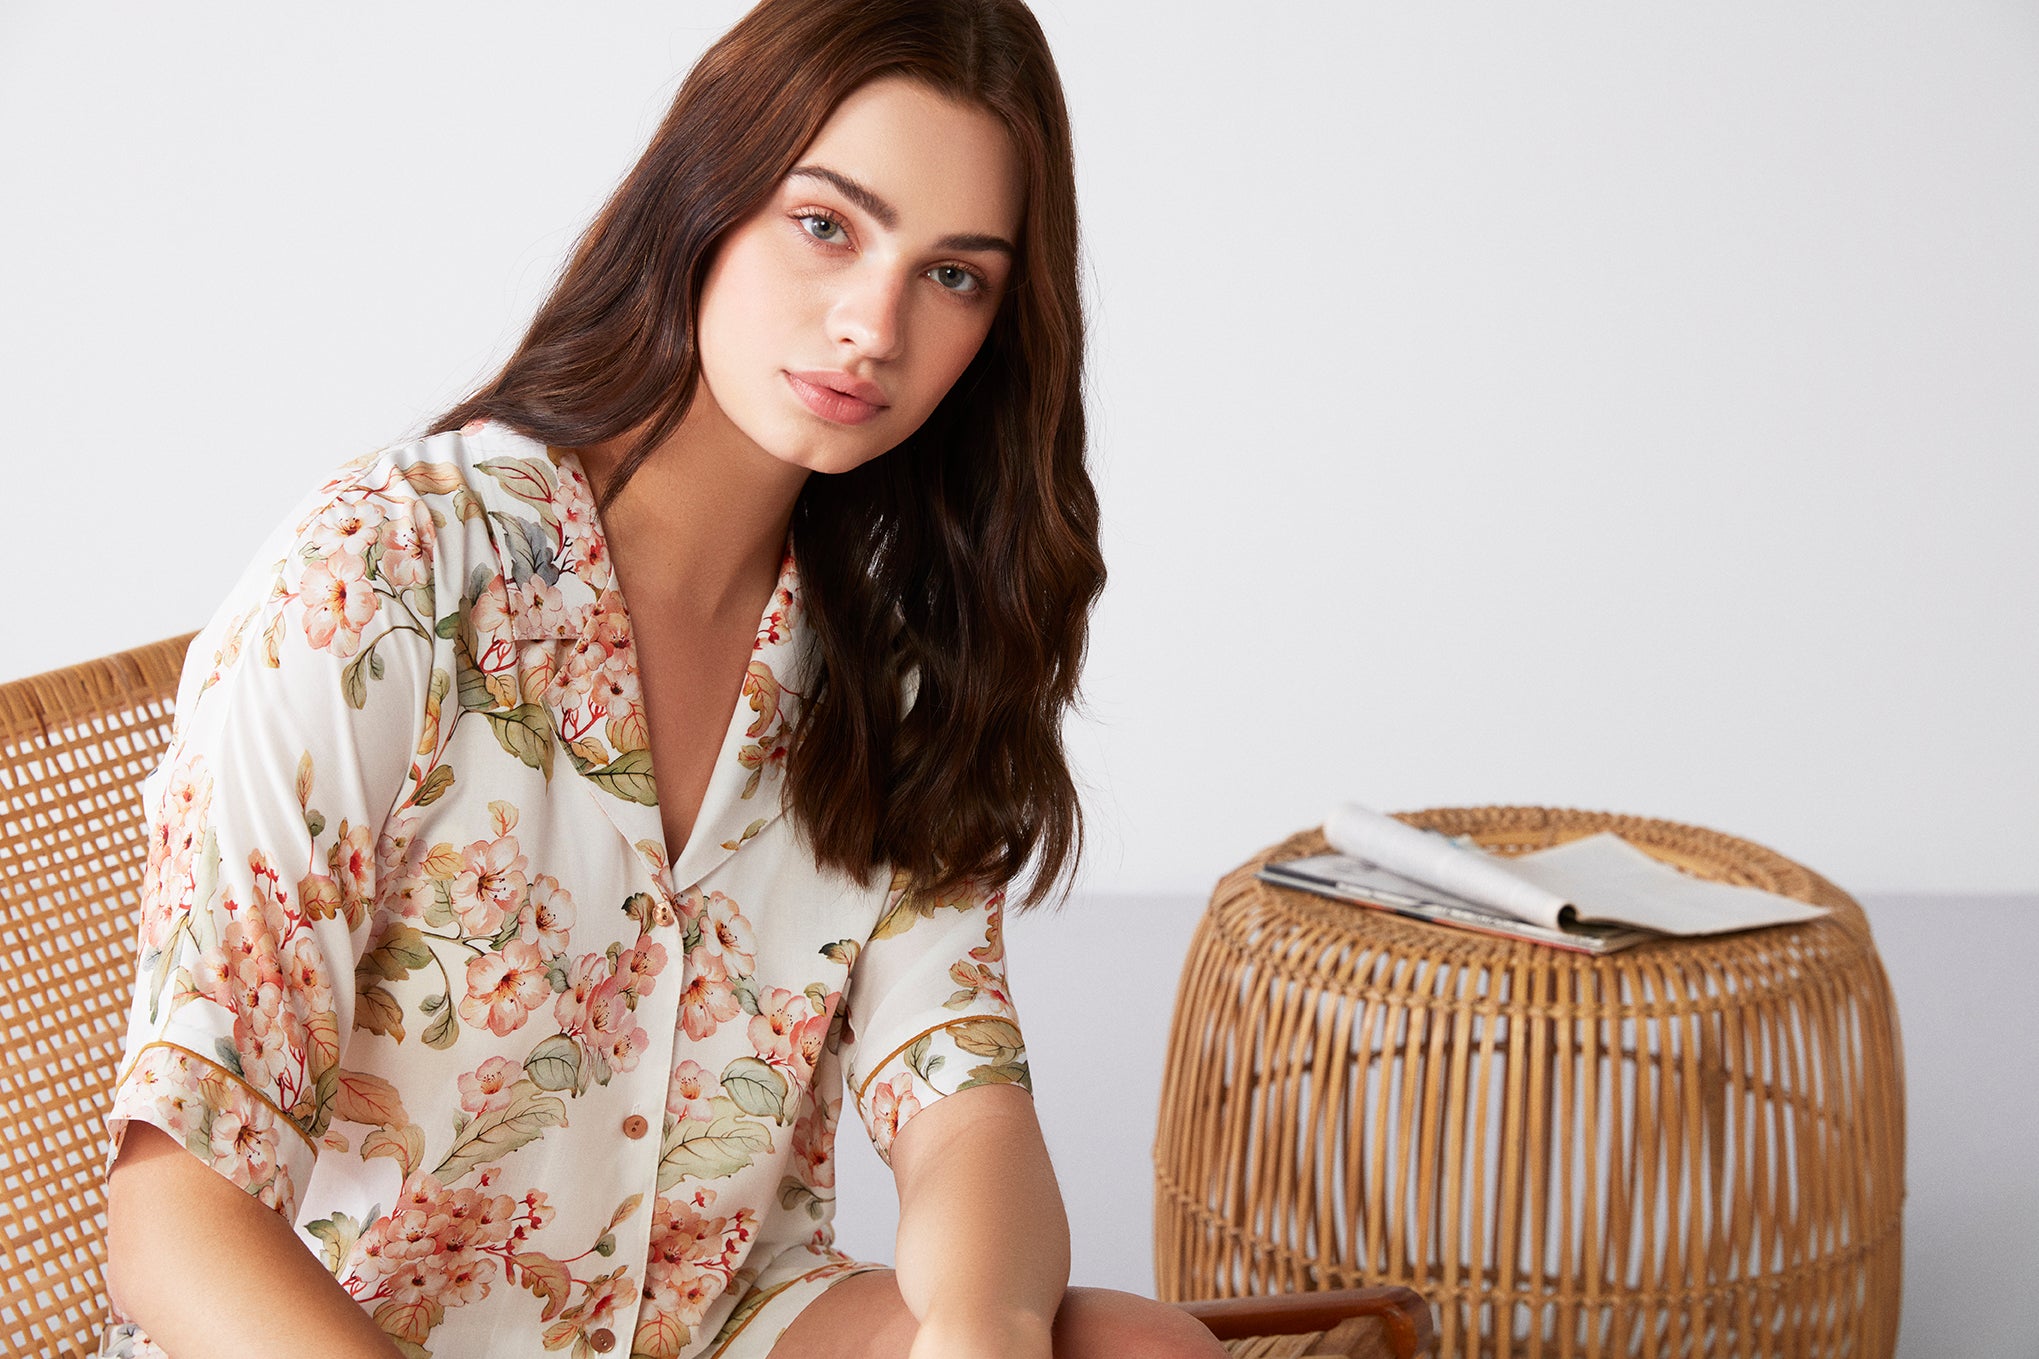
430, 0, 1101, 914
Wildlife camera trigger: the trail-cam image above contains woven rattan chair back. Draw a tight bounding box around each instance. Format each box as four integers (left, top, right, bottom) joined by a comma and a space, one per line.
0, 634, 196, 1359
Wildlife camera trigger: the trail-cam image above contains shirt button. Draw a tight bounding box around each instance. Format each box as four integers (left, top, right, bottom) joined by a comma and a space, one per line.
590, 1328, 617, 1353
622, 1114, 649, 1139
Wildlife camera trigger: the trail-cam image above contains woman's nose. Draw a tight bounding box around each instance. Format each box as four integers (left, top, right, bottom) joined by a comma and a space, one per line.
829, 268, 906, 363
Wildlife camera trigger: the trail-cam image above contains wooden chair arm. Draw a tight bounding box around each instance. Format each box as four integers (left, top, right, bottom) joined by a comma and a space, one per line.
1174, 1287, 1436, 1358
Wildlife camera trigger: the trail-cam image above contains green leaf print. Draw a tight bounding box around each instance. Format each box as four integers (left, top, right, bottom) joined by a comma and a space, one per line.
523, 1035, 582, 1092
212, 1038, 245, 1078
947, 1017, 1026, 1066
413, 763, 455, 808
422, 1002, 459, 1051
432, 1078, 568, 1183
656, 1099, 774, 1189
355, 983, 405, 1042
719, 1057, 789, 1123
960, 1061, 1033, 1093
359, 923, 435, 981
582, 747, 656, 806
340, 650, 370, 710
485, 704, 556, 780
778, 1176, 831, 1221
362, 1124, 425, 1178
305, 1210, 367, 1275
476, 456, 559, 518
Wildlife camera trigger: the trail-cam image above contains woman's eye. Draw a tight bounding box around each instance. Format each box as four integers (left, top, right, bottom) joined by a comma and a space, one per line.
798, 212, 846, 244
930, 264, 982, 295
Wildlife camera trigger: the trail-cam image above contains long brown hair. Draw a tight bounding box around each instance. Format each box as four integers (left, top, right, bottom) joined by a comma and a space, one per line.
430, 0, 1100, 914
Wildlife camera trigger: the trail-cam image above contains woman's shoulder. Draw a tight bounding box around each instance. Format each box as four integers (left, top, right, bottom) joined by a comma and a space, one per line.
183, 421, 572, 698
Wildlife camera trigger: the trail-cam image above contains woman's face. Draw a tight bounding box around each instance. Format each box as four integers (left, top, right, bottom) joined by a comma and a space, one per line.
695, 74, 1025, 477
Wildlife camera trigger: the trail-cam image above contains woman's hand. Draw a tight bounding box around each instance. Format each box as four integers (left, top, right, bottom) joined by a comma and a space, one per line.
905, 1302, 1056, 1359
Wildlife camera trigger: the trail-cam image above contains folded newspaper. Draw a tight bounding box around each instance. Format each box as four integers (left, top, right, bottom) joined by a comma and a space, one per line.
1255, 803, 1828, 955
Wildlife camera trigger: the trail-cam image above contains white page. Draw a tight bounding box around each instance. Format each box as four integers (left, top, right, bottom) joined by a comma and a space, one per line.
1323, 803, 1830, 936
1323, 803, 1572, 928
1502, 832, 1828, 935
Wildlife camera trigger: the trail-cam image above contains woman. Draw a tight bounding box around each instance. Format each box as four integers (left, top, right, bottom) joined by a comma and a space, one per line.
100, 2, 1228, 1357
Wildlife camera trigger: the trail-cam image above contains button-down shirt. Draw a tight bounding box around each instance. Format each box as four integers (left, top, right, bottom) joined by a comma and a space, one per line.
100, 419, 1031, 1359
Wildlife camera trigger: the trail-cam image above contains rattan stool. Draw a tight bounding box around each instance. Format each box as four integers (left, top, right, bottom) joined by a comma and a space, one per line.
1153, 806, 1905, 1359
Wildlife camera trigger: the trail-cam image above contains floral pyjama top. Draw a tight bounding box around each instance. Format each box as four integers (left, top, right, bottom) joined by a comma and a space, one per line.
98, 419, 1032, 1359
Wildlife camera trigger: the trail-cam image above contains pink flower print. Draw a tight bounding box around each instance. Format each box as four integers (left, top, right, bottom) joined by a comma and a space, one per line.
372, 815, 434, 921
208, 1105, 278, 1189
748, 988, 814, 1070
665, 1060, 720, 1123
455, 1187, 521, 1246
457, 1055, 523, 1116
332, 820, 377, 923
298, 549, 379, 658
469, 571, 515, 639
791, 1096, 836, 1190
382, 1201, 452, 1264
868, 1077, 922, 1161
587, 654, 641, 729
582, 975, 633, 1043
691, 891, 757, 979
280, 932, 336, 1016
551, 951, 612, 1033
580, 1268, 638, 1333
548, 631, 615, 707
374, 515, 432, 589
142, 753, 212, 940
458, 940, 552, 1036
517, 874, 577, 956
577, 524, 610, 580
555, 472, 595, 546
790, 1010, 831, 1083
677, 967, 740, 1042
522, 1189, 555, 1234
449, 835, 529, 938
612, 938, 668, 1003
304, 498, 385, 560
603, 1019, 650, 1076
509, 575, 570, 637
437, 1250, 498, 1306
590, 589, 633, 653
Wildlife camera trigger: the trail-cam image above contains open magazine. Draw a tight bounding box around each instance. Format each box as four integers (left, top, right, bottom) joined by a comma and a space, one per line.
1255, 804, 1830, 956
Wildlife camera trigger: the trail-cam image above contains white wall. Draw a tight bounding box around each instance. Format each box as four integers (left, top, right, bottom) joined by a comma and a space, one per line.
4, 2, 2033, 896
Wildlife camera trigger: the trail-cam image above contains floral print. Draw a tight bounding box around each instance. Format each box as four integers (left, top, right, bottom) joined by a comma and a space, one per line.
100, 421, 1028, 1359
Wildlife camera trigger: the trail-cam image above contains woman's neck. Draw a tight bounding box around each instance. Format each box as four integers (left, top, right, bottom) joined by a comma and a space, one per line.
572, 407, 808, 627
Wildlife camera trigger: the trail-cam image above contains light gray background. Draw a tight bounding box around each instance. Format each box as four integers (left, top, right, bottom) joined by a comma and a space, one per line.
4, 4, 2033, 1355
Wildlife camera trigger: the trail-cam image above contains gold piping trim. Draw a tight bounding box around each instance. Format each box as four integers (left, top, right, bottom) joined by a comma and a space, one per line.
854, 1014, 1019, 1104
703, 1261, 890, 1359
111, 1039, 319, 1157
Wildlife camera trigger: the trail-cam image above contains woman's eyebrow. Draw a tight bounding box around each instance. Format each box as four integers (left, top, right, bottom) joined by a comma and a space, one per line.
788, 163, 1016, 256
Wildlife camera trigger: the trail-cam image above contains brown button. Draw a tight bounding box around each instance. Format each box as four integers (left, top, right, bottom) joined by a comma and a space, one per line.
590, 1329, 617, 1353
622, 1114, 649, 1139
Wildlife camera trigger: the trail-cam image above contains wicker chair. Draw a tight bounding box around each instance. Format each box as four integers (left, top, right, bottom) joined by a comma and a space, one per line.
0, 636, 1434, 1359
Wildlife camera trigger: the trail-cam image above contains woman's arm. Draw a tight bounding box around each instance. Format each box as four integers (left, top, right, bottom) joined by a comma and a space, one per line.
888, 1082, 1071, 1356
105, 1123, 403, 1357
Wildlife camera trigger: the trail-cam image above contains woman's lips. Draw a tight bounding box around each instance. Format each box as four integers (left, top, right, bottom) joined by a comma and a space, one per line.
784, 371, 886, 426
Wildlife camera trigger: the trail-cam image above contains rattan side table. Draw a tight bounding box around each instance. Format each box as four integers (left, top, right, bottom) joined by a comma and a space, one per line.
1153, 806, 1905, 1359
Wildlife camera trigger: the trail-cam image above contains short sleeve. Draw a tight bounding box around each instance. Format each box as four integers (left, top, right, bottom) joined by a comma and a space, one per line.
103, 465, 436, 1223
839, 875, 1031, 1167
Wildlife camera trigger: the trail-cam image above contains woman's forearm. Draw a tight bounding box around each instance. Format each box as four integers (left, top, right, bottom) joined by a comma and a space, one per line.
889, 1083, 1072, 1332
105, 1121, 402, 1358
